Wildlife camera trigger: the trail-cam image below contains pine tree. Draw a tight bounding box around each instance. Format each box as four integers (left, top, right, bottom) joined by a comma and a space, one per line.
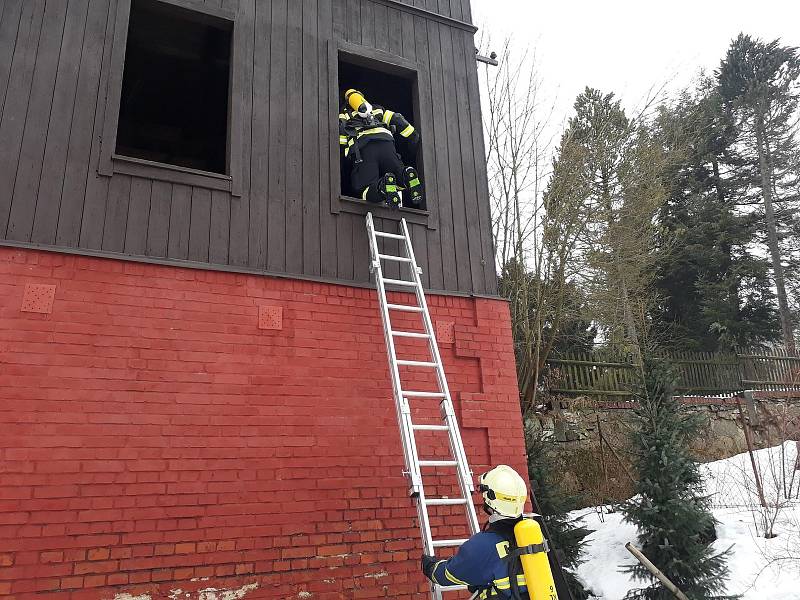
564, 88, 666, 356
525, 425, 592, 600
717, 34, 800, 353
652, 80, 780, 351
622, 359, 733, 599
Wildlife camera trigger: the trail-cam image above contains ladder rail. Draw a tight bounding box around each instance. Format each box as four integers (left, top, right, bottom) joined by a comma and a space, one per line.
399, 218, 481, 537
365, 213, 436, 554
366, 213, 480, 599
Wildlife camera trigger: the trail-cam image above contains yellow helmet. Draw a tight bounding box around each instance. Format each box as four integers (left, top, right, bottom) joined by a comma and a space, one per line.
345, 88, 368, 112
478, 465, 527, 518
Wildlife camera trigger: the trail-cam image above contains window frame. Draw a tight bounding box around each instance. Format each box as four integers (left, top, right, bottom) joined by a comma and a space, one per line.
98, 0, 242, 196
329, 40, 437, 229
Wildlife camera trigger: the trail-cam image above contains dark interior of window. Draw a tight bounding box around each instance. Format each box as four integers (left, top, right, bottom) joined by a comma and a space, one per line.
338, 56, 424, 209
116, 0, 232, 174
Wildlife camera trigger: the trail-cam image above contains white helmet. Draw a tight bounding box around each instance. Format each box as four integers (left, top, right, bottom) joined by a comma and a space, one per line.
478, 465, 528, 518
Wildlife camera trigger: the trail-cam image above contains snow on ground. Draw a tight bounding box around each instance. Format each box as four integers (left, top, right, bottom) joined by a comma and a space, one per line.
569, 442, 800, 599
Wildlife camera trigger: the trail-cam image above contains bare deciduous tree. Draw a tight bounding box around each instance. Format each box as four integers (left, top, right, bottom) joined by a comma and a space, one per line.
483, 40, 553, 268
482, 40, 594, 415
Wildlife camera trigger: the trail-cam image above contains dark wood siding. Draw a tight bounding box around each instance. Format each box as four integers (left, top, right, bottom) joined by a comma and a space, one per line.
0, 0, 497, 296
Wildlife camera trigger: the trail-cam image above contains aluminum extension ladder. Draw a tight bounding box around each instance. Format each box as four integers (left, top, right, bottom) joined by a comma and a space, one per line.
365, 212, 480, 599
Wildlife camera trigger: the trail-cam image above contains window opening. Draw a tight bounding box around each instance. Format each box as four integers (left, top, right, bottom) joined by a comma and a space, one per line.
338, 56, 425, 210
116, 0, 233, 174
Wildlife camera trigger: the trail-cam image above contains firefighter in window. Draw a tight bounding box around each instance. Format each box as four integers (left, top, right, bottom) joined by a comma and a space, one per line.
339, 88, 424, 209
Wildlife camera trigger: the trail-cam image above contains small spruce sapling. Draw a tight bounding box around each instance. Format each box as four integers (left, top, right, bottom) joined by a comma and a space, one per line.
622, 359, 735, 600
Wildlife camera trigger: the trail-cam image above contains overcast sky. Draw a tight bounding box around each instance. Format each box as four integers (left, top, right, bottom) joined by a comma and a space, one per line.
472, 0, 800, 127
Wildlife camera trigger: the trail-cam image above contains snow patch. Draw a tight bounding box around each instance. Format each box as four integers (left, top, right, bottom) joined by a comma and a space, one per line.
570, 508, 638, 599
571, 443, 800, 600
297, 592, 313, 598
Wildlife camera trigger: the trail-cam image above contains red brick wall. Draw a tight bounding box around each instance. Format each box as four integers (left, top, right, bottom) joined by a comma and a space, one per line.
0, 247, 528, 600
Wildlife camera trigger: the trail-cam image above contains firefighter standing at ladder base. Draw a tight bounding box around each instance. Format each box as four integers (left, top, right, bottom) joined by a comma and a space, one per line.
421, 465, 559, 600
339, 89, 424, 209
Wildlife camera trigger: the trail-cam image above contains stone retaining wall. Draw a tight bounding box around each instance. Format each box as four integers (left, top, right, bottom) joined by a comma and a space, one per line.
531, 394, 800, 506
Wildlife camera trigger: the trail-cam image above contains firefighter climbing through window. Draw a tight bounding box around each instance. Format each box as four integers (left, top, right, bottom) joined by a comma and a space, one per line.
421, 465, 535, 599
339, 88, 424, 209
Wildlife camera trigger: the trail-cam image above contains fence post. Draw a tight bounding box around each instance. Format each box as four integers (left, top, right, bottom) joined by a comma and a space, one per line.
796, 441, 799, 474
736, 349, 747, 393
736, 394, 767, 508
744, 389, 759, 427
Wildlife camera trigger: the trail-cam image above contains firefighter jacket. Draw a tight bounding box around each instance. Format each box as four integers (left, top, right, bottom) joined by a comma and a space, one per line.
426, 521, 529, 599
338, 105, 417, 159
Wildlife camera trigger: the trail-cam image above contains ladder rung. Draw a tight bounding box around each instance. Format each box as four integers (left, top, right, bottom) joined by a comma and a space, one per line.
383, 278, 417, 287
432, 539, 469, 548
436, 585, 469, 592
403, 391, 445, 398
424, 498, 469, 506
413, 424, 449, 431
378, 253, 412, 263
391, 330, 430, 339
386, 303, 423, 312
374, 231, 405, 240
397, 360, 437, 368
419, 460, 458, 467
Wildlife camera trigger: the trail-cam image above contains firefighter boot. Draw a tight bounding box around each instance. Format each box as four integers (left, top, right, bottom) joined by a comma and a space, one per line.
380, 173, 402, 209
403, 166, 424, 207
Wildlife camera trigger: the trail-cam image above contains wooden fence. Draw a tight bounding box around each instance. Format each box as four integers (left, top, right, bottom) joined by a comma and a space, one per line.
546, 352, 639, 398
545, 347, 800, 399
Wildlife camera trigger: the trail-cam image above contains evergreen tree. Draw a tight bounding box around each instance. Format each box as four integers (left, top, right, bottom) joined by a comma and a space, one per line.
717, 34, 800, 353
622, 359, 733, 599
563, 88, 667, 356
652, 81, 780, 351
526, 425, 592, 600
549, 281, 597, 357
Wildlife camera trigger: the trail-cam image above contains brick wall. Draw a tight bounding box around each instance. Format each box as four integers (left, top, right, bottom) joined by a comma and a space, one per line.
0, 247, 527, 600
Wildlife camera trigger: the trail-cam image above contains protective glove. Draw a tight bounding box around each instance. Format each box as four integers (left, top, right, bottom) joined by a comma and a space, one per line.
421, 553, 437, 579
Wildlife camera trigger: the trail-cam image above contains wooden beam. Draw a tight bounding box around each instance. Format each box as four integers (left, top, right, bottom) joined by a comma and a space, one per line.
625, 543, 691, 600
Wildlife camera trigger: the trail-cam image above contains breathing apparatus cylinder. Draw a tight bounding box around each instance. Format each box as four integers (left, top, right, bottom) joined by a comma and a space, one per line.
513, 518, 558, 600
345, 88, 372, 117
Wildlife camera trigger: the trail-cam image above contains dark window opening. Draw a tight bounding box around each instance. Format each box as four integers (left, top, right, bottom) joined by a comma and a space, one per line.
338, 56, 425, 210
116, 0, 232, 174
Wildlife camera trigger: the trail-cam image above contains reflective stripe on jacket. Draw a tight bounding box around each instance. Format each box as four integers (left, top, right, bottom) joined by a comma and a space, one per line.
338, 105, 416, 157
428, 529, 529, 599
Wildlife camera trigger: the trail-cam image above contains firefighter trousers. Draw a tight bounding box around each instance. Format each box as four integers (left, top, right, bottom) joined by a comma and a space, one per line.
349, 139, 406, 205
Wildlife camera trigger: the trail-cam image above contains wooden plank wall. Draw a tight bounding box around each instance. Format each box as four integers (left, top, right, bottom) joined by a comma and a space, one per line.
0, 0, 496, 296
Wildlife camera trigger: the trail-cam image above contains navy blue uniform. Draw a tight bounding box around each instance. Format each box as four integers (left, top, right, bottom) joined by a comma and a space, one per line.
426, 523, 529, 599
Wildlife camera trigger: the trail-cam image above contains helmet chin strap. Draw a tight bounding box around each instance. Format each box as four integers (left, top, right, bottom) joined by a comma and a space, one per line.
488, 511, 511, 523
